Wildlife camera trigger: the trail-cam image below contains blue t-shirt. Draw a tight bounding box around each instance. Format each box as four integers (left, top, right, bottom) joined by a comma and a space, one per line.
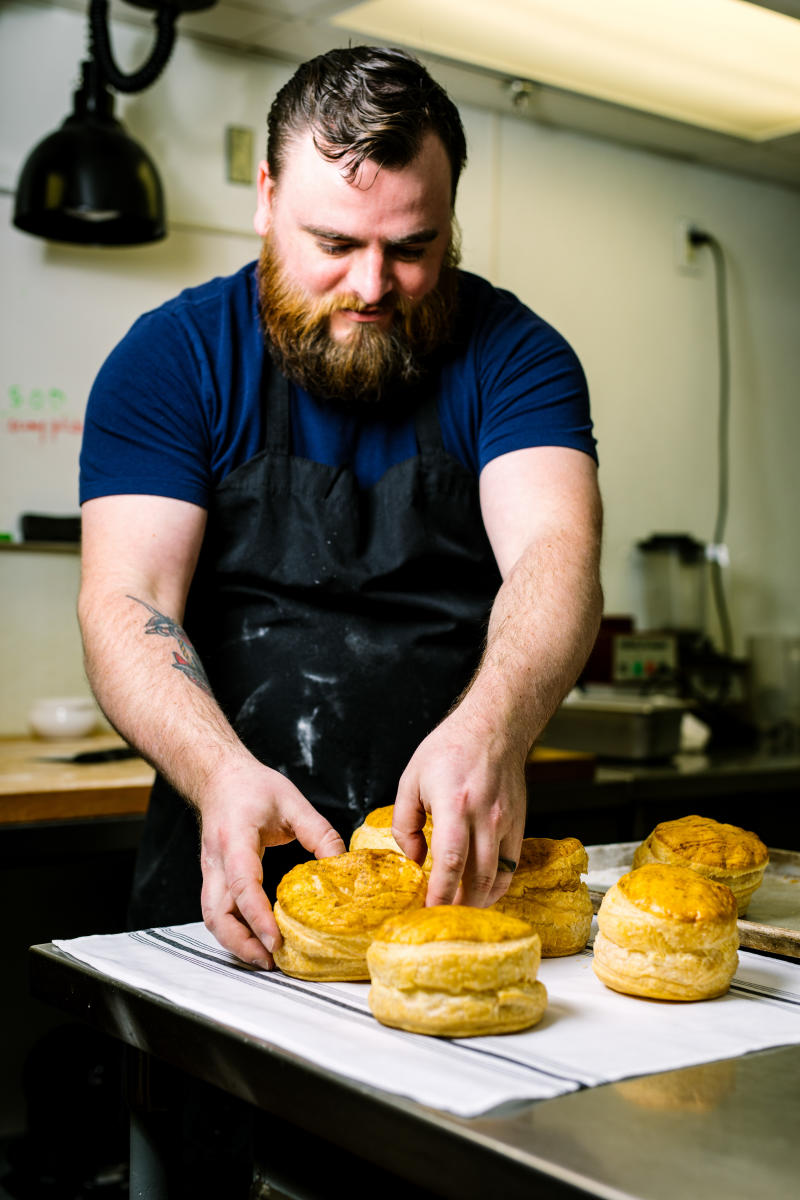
80, 263, 596, 502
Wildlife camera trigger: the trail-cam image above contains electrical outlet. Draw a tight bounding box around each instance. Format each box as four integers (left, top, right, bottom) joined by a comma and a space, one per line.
675, 217, 702, 275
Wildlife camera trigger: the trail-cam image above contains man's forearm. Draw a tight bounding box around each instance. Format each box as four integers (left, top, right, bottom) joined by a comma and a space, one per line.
458, 524, 603, 758
79, 588, 254, 805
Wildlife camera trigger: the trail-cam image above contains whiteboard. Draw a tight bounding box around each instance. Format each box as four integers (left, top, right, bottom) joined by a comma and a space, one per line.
0, 192, 259, 539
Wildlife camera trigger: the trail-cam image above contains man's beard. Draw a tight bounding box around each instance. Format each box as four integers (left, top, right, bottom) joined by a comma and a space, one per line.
257, 235, 460, 413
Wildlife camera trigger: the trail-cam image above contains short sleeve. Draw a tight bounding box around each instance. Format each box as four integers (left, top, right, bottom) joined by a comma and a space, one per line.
79, 310, 213, 508
474, 288, 596, 471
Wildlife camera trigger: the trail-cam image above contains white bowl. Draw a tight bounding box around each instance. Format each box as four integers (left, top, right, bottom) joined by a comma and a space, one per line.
29, 696, 98, 739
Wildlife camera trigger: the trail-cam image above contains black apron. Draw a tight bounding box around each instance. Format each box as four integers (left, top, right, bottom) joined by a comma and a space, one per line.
128, 360, 502, 928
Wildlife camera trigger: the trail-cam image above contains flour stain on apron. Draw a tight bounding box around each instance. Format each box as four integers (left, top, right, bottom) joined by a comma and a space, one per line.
129, 355, 501, 926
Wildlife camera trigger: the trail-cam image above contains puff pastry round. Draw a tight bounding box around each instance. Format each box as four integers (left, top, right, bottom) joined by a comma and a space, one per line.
367, 905, 547, 1037
349, 805, 433, 875
593, 863, 739, 1001
273, 849, 426, 981
632, 814, 768, 915
493, 837, 592, 956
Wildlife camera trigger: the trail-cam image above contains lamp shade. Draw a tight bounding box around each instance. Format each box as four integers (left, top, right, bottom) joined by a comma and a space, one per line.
13, 63, 165, 246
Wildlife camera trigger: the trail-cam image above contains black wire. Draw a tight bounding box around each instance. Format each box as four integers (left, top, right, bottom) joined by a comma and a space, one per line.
89, 0, 178, 95
690, 229, 734, 658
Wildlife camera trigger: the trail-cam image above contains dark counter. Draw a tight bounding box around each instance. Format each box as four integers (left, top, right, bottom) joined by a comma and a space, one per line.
525, 748, 800, 847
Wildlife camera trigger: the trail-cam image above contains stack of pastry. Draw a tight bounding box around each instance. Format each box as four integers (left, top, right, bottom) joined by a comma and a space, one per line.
592, 862, 739, 1001
273, 849, 426, 981
493, 837, 593, 956
632, 814, 768, 916
367, 905, 548, 1037
349, 804, 433, 875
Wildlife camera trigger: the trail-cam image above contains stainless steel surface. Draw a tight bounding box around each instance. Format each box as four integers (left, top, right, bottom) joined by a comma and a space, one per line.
462, 1047, 800, 1200
541, 693, 685, 760
29, 942, 800, 1200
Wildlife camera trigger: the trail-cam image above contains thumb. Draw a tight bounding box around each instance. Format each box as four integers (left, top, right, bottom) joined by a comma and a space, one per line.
314, 825, 347, 859
289, 799, 345, 859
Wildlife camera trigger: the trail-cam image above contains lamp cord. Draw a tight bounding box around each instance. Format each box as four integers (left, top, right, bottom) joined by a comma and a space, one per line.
89, 0, 178, 94
690, 229, 734, 657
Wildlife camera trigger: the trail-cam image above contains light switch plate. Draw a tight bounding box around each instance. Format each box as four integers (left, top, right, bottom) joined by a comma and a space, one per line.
226, 126, 254, 185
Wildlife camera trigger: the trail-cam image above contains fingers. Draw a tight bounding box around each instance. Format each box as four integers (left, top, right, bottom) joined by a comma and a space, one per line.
395, 727, 527, 909
425, 808, 469, 906
484, 840, 523, 905
201, 841, 279, 969
428, 821, 521, 908
229, 862, 282, 955
209, 910, 276, 970
430, 854, 520, 910
199, 772, 345, 969
392, 771, 433, 869
457, 827, 510, 908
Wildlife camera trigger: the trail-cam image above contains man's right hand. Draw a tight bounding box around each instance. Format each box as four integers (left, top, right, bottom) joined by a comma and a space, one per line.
78, 494, 346, 966
197, 755, 345, 968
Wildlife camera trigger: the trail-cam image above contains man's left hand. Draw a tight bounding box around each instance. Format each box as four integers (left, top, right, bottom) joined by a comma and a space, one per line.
392, 703, 526, 908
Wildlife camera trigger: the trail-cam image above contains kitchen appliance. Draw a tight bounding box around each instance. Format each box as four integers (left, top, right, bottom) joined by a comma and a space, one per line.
544, 527, 752, 758
634, 533, 708, 634
539, 688, 686, 760
746, 633, 800, 750
610, 532, 752, 747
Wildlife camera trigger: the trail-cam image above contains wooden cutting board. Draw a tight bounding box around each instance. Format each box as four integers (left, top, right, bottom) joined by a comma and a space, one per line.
0, 734, 154, 823
586, 843, 800, 959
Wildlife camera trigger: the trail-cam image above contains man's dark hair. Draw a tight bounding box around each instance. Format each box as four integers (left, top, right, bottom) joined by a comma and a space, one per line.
267, 46, 467, 204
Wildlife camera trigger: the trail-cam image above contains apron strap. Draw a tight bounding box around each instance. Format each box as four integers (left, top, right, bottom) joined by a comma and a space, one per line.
413, 389, 444, 454
264, 354, 291, 455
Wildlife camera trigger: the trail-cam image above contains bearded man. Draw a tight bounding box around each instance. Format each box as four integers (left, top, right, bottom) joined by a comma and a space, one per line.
79, 46, 603, 969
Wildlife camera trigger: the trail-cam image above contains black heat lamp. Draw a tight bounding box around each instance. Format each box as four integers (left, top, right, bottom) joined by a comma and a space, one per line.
13, 0, 216, 246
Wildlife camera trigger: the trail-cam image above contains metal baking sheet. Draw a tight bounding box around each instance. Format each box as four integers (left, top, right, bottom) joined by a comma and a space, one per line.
585, 842, 800, 959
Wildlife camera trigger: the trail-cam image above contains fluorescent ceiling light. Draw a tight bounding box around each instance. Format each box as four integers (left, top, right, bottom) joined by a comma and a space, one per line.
332, 0, 800, 141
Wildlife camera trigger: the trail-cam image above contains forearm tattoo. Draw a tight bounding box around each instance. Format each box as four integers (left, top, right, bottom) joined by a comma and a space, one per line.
128, 596, 212, 695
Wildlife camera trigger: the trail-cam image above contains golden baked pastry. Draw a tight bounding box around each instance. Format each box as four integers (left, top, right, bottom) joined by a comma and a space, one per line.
367, 905, 548, 1037
593, 863, 739, 1001
632, 814, 768, 915
349, 804, 433, 874
493, 837, 592, 956
273, 849, 426, 981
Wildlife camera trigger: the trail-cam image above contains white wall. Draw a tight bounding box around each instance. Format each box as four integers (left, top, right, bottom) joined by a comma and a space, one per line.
493, 117, 800, 649
1, 1, 799, 732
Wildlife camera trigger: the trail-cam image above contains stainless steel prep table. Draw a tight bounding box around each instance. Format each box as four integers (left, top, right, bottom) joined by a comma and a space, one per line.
29, 942, 800, 1200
